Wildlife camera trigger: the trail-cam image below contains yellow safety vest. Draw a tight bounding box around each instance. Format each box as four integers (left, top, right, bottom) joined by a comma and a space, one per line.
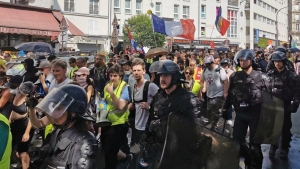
193, 67, 202, 84
44, 124, 54, 139
0, 114, 12, 169
68, 66, 78, 79
104, 81, 129, 126
182, 80, 201, 96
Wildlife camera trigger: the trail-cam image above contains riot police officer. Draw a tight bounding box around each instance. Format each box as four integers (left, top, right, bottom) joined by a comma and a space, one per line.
265, 51, 300, 159
28, 84, 98, 168
222, 49, 266, 169
145, 60, 201, 169
266, 46, 295, 72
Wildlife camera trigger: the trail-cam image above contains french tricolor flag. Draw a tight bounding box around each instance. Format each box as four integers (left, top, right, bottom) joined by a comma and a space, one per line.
151, 13, 196, 40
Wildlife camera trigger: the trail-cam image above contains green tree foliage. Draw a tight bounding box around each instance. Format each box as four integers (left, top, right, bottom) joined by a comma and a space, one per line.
123, 14, 165, 48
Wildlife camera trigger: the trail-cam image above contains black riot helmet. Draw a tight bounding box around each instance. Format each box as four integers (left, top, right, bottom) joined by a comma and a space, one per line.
270, 51, 286, 61
234, 49, 256, 67
157, 60, 182, 89
36, 84, 87, 119
157, 60, 180, 75
220, 58, 231, 66
275, 46, 287, 53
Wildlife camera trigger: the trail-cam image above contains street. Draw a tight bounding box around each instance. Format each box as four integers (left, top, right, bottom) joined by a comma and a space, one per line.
24, 108, 300, 169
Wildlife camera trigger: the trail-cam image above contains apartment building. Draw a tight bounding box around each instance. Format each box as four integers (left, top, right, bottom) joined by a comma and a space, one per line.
243, 0, 289, 49
290, 0, 300, 47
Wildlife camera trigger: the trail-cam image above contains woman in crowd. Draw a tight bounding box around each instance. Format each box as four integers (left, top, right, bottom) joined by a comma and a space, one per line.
183, 67, 201, 99
9, 79, 35, 169
0, 72, 14, 119
74, 67, 94, 104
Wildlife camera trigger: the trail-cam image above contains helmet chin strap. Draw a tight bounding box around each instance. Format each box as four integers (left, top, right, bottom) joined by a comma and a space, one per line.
54, 112, 76, 131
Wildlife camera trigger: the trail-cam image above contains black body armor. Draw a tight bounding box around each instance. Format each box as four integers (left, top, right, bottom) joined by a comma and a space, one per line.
223, 70, 266, 111
40, 127, 98, 169
266, 69, 300, 101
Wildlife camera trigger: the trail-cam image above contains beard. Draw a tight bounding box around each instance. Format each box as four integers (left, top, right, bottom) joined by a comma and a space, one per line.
94, 61, 101, 67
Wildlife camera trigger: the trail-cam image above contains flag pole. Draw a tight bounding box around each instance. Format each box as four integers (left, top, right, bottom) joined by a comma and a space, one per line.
148, 10, 157, 47
205, 26, 215, 55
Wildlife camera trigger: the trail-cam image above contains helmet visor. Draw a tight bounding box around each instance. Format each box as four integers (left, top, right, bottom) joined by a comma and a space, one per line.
234, 50, 254, 61
35, 88, 75, 119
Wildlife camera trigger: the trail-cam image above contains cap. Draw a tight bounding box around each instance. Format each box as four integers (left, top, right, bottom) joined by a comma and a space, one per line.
74, 67, 90, 75
0, 59, 6, 69
204, 55, 215, 64
118, 59, 131, 65
36, 61, 51, 69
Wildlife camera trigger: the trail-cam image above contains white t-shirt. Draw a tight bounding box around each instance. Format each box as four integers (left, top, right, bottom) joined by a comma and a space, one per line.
48, 78, 72, 92
201, 66, 227, 98
133, 81, 159, 130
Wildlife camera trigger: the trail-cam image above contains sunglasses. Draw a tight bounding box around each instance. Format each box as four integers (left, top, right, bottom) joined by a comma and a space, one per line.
185, 72, 193, 75
76, 74, 87, 77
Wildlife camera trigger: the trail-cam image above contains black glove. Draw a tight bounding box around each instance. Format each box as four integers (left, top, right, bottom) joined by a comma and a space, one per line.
289, 100, 300, 113
222, 109, 228, 120
26, 97, 39, 109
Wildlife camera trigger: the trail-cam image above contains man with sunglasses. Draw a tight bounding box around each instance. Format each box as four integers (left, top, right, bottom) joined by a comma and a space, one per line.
90, 54, 109, 96
200, 55, 229, 131
68, 57, 78, 79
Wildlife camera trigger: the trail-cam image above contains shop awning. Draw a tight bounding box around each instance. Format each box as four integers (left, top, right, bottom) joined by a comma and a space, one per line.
0, 6, 60, 36
52, 11, 86, 37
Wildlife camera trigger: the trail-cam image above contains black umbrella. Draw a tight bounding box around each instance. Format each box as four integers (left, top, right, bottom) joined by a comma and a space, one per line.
15, 42, 55, 54
217, 46, 230, 52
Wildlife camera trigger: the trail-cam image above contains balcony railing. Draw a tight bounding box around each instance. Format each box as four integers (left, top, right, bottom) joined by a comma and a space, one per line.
228, 0, 238, 7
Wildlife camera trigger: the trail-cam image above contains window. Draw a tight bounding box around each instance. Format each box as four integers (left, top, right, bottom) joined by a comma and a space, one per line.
125, 0, 131, 14
136, 0, 142, 14
263, 17, 266, 23
183, 6, 189, 19
263, 2, 266, 8
254, 14, 257, 20
89, 20, 99, 35
296, 14, 300, 21
155, 3, 161, 16
89, 0, 99, 14
174, 5, 179, 19
295, 5, 300, 11
201, 27, 206, 36
201, 5, 206, 18
267, 5, 270, 11
267, 19, 270, 24
114, 0, 120, 13
227, 10, 238, 38
64, 0, 75, 12
296, 24, 300, 31
12, 0, 28, 5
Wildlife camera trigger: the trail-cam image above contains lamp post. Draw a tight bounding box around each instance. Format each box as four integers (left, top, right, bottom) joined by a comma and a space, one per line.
275, 6, 288, 46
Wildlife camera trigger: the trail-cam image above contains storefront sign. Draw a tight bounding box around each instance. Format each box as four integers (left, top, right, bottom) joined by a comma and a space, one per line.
0, 27, 54, 36
173, 39, 191, 43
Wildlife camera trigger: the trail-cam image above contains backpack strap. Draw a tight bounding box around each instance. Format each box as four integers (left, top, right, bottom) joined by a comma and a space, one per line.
142, 81, 150, 102
133, 81, 151, 103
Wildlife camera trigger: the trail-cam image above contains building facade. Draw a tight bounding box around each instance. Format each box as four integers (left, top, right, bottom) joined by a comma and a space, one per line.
0, 0, 290, 52
289, 0, 300, 47
52, 0, 109, 52
243, 0, 289, 49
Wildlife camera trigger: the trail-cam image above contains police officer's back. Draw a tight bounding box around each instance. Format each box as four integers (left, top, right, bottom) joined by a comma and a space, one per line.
146, 60, 201, 168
